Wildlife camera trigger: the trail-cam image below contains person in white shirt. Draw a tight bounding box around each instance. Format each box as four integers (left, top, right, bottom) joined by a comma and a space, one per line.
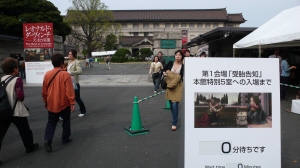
149, 56, 163, 93
85, 58, 89, 68
269, 49, 282, 74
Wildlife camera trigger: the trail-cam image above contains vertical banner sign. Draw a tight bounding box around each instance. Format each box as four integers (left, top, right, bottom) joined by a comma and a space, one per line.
182, 30, 188, 53
23, 23, 54, 48
184, 58, 280, 168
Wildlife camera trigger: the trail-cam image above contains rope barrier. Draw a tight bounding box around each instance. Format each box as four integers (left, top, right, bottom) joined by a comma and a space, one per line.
138, 90, 165, 103
280, 83, 300, 89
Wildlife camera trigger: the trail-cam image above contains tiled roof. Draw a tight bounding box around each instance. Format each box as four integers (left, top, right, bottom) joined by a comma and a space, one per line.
111, 9, 245, 23
120, 36, 153, 46
228, 14, 246, 22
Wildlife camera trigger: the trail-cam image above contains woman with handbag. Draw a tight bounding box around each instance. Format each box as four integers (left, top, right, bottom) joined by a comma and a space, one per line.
149, 56, 163, 93
163, 50, 184, 131
67, 49, 87, 117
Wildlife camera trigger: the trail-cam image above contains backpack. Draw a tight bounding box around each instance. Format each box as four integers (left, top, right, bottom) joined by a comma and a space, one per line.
0, 76, 17, 120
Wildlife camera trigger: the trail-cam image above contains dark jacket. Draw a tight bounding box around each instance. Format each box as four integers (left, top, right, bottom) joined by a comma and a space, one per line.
159, 57, 166, 67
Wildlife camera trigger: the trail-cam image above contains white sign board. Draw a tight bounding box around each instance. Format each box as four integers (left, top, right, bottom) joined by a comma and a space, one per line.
184, 58, 280, 168
25, 62, 53, 83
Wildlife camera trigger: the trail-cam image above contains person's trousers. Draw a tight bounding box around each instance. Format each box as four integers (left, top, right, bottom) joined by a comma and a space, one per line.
106, 62, 111, 69
152, 76, 160, 91
0, 117, 34, 151
169, 101, 179, 126
280, 76, 289, 100
20, 70, 26, 79
75, 84, 86, 114
44, 107, 71, 144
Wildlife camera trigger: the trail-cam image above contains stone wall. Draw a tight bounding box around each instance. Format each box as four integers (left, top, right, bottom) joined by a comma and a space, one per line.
153, 32, 182, 56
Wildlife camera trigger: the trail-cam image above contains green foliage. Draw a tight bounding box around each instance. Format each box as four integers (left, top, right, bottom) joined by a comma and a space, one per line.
137, 48, 153, 61
0, 0, 71, 39
104, 34, 118, 51
114, 48, 131, 57
139, 48, 153, 57
82, 50, 88, 57
111, 57, 128, 63
128, 57, 143, 62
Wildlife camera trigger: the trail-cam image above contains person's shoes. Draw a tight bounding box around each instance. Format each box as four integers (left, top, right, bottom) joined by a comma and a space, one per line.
78, 113, 85, 117
154, 91, 157, 93
63, 138, 72, 145
59, 117, 63, 121
44, 141, 52, 153
26, 143, 39, 153
171, 126, 177, 131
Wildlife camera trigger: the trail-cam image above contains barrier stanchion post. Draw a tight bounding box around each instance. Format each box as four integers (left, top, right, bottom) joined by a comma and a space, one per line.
164, 100, 171, 110
125, 96, 149, 136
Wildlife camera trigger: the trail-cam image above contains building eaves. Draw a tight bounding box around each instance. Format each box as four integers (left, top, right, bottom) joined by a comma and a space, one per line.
120, 36, 153, 46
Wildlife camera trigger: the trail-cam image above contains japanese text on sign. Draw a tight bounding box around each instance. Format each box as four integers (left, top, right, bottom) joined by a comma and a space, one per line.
23, 23, 54, 48
193, 70, 271, 86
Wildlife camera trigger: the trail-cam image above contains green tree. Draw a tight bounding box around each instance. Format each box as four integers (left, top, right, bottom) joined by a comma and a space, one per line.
0, 0, 71, 39
65, 0, 120, 57
104, 34, 118, 51
114, 48, 131, 57
138, 48, 153, 61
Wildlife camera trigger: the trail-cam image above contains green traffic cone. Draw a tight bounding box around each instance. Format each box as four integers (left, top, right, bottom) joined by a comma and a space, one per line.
164, 100, 171, 110
125, 96, 149, 136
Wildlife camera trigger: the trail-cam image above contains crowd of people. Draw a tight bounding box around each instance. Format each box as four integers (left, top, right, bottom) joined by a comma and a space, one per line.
0, 49, 88, 165
1, 47, 297, 164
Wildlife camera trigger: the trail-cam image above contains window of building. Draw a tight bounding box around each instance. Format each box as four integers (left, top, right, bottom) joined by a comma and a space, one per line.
122, 23, 127, 28
181, 23, 187, 28
213, 23, 219, 28
205, 23, 211, 29
154, 23, 160, 28
173, 23, 179, 28
197, 23, 203, 29
189, 23, 195, 28
133, 32, 139, 36
165, 23, 171, 28
226, 25, 234, 27
143, 23, 149, 28
144, 32, 149, 36
133, 23, 139, 29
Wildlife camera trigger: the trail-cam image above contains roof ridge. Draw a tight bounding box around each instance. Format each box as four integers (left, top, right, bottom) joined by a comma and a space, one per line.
111, 8, 226, 12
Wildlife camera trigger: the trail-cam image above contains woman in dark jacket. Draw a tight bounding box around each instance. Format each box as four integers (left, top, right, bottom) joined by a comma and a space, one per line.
163, 50, 184, 131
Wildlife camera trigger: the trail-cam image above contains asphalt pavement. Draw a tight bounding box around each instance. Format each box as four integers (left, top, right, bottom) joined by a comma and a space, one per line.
0, 62, 300, 167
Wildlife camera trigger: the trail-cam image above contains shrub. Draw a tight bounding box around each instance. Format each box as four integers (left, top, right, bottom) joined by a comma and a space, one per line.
114, 48, 131, 57
111, 57, 128, 63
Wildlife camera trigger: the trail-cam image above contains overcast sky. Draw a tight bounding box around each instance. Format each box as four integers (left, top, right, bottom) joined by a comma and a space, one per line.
48, 0, 300, 27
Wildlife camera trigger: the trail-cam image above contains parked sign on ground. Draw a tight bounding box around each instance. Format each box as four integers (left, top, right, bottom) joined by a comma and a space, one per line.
184, 58, 280, 168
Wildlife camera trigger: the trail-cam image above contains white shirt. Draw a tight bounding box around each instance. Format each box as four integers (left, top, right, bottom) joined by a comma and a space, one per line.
67, 62, 74, 73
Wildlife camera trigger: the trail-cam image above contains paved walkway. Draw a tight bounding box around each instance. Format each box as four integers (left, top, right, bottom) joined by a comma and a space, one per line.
23, 75, 153, 87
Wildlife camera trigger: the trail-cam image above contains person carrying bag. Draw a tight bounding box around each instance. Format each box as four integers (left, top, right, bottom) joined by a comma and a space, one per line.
149, 56, 163, 93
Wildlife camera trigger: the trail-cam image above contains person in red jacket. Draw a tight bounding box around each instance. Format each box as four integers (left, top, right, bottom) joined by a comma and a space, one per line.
42, 53, 75, 153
